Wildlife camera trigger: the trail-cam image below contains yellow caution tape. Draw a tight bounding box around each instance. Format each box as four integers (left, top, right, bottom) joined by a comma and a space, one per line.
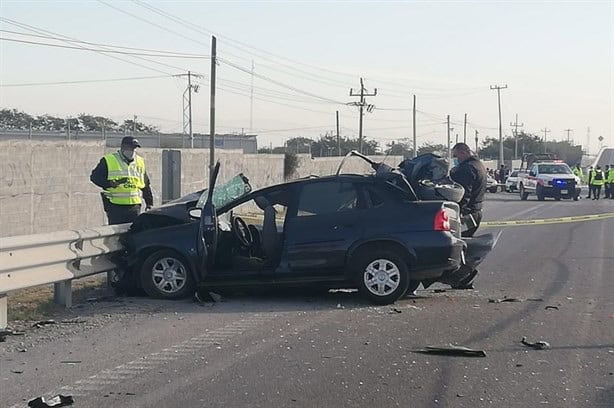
481, 212, 614, 228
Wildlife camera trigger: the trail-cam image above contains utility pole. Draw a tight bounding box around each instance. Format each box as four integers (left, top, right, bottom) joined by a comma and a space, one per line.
541, 127, 551, 153
348, 78, 376, 154
475, 130, 479, 155
177, 71, 202, 148
447, 115, 451, 169
209, 36, 217, 181
133, 115, 137, 134
586, 126, 591, 155
463, 113, 467, 144
250, 60, 254, 132
510, 114, 524, 160
412, 94, 417, 158
564, 128, 573, 144
336, 110, 340, 156
490, 84, 507, 167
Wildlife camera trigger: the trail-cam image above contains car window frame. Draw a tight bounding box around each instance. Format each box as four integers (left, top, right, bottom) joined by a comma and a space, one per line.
294, 179, 364, 218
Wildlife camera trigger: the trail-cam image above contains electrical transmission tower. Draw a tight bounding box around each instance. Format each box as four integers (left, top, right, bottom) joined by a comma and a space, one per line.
510, 114, 524, 160
564, 128, 573, 144
541, 127, 551, 153
348, 78, 376, 153
490, 84, 507, 167
176, 71, 202, 148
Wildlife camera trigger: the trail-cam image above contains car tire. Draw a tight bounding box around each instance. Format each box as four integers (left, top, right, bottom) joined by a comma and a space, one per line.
488, 186, 498, 193
354, 249, 409, 305
573, 194, 579, 201
536, 185, 545, 201
520, 184, 529, 201
140, 249, 194, 300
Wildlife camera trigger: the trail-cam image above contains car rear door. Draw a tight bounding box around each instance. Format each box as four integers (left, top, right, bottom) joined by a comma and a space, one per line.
282, 180, 365, 277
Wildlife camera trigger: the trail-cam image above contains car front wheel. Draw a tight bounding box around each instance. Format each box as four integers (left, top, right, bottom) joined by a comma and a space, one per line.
354, 250, 409, 305
140, 250, 194, 299
520, 184, 529, 200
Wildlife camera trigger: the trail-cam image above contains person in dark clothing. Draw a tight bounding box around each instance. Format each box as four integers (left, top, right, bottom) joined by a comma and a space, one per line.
450, 143, 487, 238
90, 136, 154, 225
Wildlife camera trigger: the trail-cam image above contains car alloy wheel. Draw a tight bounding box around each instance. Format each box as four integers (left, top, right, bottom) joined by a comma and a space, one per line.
151, 257, 187, 294
363, 259, 401, 297
140, 249, 194, 299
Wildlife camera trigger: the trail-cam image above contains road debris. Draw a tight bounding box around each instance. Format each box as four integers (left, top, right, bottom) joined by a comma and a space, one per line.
0, 328, 26, 342
544, 306, 559, 310
416, 344, 487, 357
521, 336, 551, 350
389, 308, 403, 314
60, 319, 87, 324
28, 395, 74, 408
11, 369, 24, 374
434, 289, 447, 293
32, 320, 56, 328
488, 297, 544, 303
60, 360, 82, 364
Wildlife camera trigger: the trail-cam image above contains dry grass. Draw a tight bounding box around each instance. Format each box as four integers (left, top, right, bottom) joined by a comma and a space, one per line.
7, 275, 110, 322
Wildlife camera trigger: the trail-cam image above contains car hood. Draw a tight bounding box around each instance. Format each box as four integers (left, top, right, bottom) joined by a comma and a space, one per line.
538, 174, 575, 181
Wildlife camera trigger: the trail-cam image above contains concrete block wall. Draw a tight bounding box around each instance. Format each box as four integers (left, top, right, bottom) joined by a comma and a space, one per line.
1, 140, 401, 238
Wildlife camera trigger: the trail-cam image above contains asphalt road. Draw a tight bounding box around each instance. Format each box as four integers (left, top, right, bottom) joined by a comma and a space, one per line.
2, 193, 613, 408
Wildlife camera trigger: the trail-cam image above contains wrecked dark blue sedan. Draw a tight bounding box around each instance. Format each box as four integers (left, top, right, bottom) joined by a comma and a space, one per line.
117, 153, 492, 305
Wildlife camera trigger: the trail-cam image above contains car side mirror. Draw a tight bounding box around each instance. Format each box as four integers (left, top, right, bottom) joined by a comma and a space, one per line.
529, 171, 536, 177
188, 207, 202, 219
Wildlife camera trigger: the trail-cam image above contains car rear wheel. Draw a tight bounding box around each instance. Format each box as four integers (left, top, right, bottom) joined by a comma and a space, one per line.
354, 250, 409, 305
520, 184, 529, 201
140, 250, 194, 299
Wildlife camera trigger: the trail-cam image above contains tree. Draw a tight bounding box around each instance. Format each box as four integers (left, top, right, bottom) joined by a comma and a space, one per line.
0, 108, 34, 129
417, 143, 448, 157
385, 140, 412, 158
120, 119, 158, 133
78, 114, 118, 131
479, 131, 543, 160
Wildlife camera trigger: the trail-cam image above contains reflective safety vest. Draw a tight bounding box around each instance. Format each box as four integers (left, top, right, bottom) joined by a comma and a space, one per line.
573, 167, 583, 180
609, 169, 614, 183
591, 170, 605, 186
103, 152, 146, 205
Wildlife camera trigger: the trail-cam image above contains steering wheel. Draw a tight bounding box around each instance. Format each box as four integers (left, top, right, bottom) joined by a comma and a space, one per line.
232, 216, 253, 248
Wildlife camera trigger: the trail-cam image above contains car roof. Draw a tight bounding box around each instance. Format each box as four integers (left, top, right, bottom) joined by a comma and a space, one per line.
250, 173, 377, 193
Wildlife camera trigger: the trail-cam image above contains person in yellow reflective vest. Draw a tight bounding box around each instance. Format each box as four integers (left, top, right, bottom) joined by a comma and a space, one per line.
586, 166, 594, 199
90, 136, 154, 224
589, 165, 605, 200
572, 164, 583, 181
603, 164, 612, 198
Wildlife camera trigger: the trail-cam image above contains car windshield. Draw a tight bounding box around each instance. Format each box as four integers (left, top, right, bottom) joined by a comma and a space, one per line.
510, 171, 518, 177
538, 164, 572, 174
196, 174, 252, 209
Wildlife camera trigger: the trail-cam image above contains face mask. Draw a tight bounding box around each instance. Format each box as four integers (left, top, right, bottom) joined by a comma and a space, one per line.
121, 149, 135, 161
453, 158, 460, 167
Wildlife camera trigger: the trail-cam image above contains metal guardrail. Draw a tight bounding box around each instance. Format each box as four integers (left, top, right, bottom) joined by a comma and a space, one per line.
0, 224, 130, 329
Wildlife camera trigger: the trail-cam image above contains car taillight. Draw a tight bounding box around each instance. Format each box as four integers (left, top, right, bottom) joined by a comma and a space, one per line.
434, 210, 450, 231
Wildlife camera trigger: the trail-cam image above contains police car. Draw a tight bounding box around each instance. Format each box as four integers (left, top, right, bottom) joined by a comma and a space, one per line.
518, 160, 581, 201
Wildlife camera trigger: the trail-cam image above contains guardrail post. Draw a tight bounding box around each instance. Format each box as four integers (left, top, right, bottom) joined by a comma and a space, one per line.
0, 294, 7, 329
53, 280, 72, 308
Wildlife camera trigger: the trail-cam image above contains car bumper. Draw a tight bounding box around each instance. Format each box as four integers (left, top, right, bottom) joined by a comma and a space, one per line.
541, 185, 581, 198
411, 235, 464, 280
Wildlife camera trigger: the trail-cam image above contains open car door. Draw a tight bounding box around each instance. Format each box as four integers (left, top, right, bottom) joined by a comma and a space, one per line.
197, 161, 221, 280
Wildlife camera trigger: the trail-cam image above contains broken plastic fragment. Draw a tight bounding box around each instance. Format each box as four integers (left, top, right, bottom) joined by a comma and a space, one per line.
28, 395, 74, 408
32, 320, 56, 328
416, 344, 486, 357
521, 336, 550, 350
544, 306, 559, 310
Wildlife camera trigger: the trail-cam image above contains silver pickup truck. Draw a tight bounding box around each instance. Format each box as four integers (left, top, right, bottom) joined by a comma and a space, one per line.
518, 160, 581, 201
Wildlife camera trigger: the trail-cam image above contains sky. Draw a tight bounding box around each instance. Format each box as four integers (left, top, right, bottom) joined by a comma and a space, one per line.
1, 0, 613, 153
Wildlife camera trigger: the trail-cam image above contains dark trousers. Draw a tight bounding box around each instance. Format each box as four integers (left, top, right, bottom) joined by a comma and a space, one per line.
461, 210, 482, 238
590, 185, 602, 200
106, 203, 141, 225
605, 183, 611, 199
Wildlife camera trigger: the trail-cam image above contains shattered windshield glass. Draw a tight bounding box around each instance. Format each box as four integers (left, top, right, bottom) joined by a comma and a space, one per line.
196, 174, 252, 209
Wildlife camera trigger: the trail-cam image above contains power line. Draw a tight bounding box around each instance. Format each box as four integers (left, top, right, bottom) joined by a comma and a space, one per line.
0, 17, 178, 75
0, 74, 174, 87
0, 37, 210, 58
348, 78, 377, 153
490, 84, 508, 167
0, 30, 210, 57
